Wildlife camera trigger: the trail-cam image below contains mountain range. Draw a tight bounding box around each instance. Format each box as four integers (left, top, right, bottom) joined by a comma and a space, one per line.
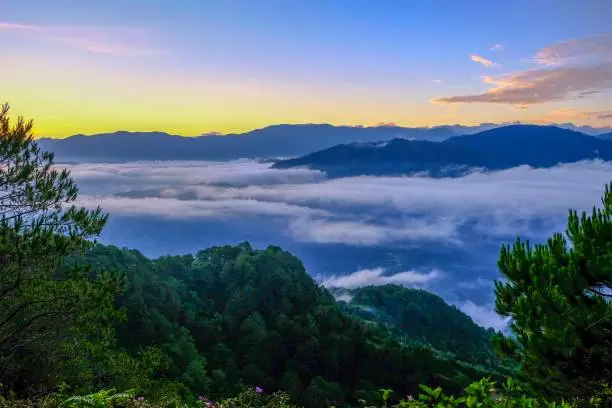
37, 123, 612, 163
272, 125, 612, 178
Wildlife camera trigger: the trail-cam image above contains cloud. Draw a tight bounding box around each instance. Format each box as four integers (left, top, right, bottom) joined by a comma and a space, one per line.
76, 195, 329, 220
433, 63, 612, 105
470, 54, 499, 67
535, 108, 612, 124
535, 34, 612, 65
490, 44, 504, 51
435, 35, 612, 106
430, 79, 443, 84
320, 267, 441, 289
65, 159, 612, 247
0, 21, 160, 56
287, 217, 460, 246
334, 293, 354, 303
457, 300, 510, 331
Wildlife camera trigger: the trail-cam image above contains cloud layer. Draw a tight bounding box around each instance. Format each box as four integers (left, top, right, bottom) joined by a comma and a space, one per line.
67, 159, 612, 246
63, 159, 612, 329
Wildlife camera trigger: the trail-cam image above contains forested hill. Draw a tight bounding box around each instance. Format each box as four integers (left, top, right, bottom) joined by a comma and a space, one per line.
335, 285, 499, 367
272, 125, 612, 178
65, 243, 506, 407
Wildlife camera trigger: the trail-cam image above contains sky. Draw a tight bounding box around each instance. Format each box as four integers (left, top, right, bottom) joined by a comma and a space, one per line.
2, 0, 612, 137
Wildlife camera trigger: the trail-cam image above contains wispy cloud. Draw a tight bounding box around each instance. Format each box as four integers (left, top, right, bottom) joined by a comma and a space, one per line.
490, 44, 504, 51
435, 35, 612, 106
430, 79, 443, 84
536, 108, 612, 123
287, 217, 460, 246
470, 54, 499, 67
535, 34, 612, 65
320, 267, 441, 289
433, 64, 612, 105
0, 21, 161, 56
76, 195, 329, 220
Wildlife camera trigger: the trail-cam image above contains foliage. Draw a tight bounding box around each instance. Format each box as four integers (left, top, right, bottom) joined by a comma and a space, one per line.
65, 243, 501, 406
337, 285, 501, 367
493, 182, 612, 401
61, 389, 136, 408
0, 103, 124, 395
0, 378, 595, 408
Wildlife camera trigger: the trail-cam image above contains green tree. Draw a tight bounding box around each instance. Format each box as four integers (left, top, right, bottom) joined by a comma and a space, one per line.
494, 182, 612, 401
0, 103, 121, 395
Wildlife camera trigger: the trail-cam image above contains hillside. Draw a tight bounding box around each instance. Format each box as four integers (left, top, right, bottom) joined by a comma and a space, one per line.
333, 285, 499, 367
62, 243, 505, 407
273, 125, 612, 177
599, 131, 612, 141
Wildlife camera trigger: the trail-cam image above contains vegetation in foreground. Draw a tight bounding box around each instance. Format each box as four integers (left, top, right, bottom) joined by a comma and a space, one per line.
0, 102, 611, 407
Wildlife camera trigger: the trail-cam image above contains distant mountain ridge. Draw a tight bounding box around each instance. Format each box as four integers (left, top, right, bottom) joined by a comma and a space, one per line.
37, 122, 612, 163
272, 125, 612, 178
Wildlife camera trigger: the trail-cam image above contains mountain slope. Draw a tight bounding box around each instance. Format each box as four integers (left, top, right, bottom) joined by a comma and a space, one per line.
333, 285, 499, 366
68, 243, 504, 406
599, 132, 612, 141
273, 125, 612, 177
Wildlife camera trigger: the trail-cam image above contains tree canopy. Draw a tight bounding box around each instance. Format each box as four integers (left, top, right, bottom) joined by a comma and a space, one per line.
494, 183, 612, 400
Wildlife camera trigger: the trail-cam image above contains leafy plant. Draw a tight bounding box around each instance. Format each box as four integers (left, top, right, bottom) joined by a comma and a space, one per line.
61, 389, 135, 408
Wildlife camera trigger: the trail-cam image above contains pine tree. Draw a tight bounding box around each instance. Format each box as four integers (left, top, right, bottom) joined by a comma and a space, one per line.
494, 182, 612, 401
0, 103, 120, 394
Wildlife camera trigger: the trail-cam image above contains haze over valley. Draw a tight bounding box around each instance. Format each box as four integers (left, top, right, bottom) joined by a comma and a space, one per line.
61, 134, 612, 330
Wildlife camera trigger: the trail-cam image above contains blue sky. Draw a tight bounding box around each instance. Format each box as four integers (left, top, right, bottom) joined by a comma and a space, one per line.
2, 0, 612, 136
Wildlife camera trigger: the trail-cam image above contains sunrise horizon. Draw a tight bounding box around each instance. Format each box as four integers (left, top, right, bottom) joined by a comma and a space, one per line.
2, 1, 612, 138
18, 119, 611, 140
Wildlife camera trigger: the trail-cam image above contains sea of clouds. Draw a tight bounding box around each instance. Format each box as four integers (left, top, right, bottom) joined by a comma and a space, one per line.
63, 159, 612, 330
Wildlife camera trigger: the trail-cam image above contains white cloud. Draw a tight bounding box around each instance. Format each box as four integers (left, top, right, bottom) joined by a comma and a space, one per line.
490, 44, 504, 51
457, 300, 510, 331
66, 159, 612, 246
470, 54, 499, 67
76, 195, 329, 219
334, 293, 354, 303
321, 267, 441, 289
287, 217, 460, 246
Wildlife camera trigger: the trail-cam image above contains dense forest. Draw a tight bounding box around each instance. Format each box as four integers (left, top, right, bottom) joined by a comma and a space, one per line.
1, 103, 611, 407
56, 243, 503, 406
335, 285, 500, 367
